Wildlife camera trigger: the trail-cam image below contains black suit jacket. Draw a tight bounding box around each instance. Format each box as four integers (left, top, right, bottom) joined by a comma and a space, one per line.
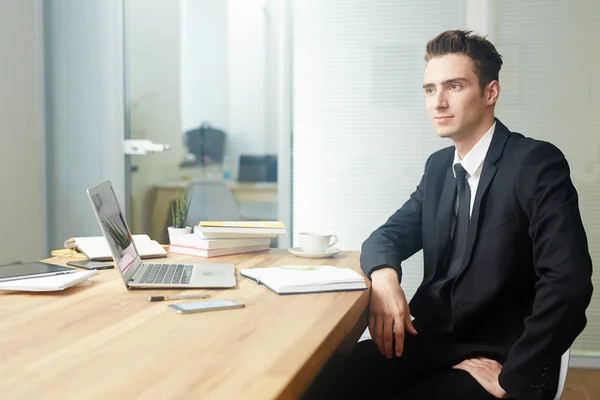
361, 120, 593, 400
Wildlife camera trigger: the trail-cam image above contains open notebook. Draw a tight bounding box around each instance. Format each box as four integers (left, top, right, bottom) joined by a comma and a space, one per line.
65, 234, 166, 261
240, 265, 367, 295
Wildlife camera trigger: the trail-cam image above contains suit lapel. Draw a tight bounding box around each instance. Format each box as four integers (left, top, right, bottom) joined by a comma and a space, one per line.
435, 166, 456, 276
457, 119, 511, 276
460, 162, 497, 270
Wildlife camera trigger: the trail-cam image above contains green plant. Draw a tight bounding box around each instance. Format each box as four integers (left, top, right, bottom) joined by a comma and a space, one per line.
101, 214, 130, 250
171, 189, 191, 229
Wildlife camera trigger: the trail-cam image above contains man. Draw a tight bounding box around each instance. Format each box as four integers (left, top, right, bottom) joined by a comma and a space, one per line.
305, 30, 593, 400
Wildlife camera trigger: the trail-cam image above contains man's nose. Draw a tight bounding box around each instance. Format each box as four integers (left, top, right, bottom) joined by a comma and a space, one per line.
435, 92, 448, 109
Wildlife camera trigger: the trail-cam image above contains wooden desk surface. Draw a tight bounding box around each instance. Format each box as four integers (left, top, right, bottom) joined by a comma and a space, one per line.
0, 250, 369, 400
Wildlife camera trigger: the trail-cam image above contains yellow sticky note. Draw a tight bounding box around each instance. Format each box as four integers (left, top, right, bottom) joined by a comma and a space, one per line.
281, 265, 320, 270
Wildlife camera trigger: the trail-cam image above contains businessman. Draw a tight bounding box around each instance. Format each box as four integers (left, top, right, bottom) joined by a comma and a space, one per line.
305, 30, 593, 400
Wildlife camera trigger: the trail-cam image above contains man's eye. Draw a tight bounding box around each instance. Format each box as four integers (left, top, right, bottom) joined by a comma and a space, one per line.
425, 88, 435, 94
450, 83, 462, 90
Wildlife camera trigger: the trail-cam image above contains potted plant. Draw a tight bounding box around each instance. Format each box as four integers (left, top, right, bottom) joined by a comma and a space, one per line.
168, 189, 192, 244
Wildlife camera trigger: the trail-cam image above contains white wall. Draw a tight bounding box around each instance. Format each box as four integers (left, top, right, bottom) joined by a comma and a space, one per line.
292, 0, 465, 251
44, 1, 126, 250
272, 0, 293, 247
179, 0, 278, 179
126, 0, 182, 234
227, 0, 278, 166
180, 0, 228, 132
0, 0, 46, 264
292, 0, 466, 301
128, 0, 286, 237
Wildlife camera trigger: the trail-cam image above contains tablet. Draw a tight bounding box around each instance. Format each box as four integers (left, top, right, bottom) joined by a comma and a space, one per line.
0, 262, 77, 282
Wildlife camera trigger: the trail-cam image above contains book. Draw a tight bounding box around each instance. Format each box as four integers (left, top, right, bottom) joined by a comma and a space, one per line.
169, 244, 270, 258
194, 229, 279, 240
66, 234, 166, 261
0, 270, 99, 292
240, 265, 367, 295
173, 234, 271, 249
195, 221, 286, 238
199, 221, 285, 229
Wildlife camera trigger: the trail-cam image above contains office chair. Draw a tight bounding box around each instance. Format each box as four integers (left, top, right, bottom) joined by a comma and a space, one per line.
239, 201, 278, 221
185, 181, 242, 226
554, 348, 570, 400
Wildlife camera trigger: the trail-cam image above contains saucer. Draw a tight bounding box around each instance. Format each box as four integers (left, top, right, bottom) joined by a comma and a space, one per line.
288, 247, 341, 259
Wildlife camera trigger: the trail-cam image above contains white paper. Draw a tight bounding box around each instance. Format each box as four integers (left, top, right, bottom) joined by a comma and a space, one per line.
241, 265, 366, 292
0, 270, 99, 292
74, 234, 166, 260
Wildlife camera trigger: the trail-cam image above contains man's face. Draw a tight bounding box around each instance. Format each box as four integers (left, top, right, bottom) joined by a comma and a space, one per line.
423, 54, 489, 140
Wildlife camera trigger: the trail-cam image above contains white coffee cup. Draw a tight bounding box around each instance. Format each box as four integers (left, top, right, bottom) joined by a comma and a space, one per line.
298, 232, 339, 253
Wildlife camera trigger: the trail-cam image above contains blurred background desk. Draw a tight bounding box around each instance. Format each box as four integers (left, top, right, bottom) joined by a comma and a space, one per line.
148, 180, 278, 243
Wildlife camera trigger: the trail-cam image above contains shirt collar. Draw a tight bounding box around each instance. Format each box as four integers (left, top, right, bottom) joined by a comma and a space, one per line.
453, 122, 496, 178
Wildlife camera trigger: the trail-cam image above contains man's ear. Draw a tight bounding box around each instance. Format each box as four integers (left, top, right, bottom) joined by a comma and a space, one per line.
486, 80, 501, 106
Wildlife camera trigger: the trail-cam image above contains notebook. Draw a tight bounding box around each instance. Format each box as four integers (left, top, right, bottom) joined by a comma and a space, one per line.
0, 270, 98, 292
66, 234, 166, 261
240, 265, 367, 295
194, 229, 279, 239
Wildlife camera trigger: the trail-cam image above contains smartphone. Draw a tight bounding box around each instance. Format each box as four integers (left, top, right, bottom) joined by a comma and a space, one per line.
168, 299, 245, 314
66, 260, 114, 270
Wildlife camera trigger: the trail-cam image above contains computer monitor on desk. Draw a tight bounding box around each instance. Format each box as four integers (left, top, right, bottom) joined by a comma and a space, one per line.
238, 155, 277, 183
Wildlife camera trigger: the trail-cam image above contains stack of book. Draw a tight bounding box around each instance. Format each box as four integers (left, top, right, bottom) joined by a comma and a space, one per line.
168, 221, 286, 258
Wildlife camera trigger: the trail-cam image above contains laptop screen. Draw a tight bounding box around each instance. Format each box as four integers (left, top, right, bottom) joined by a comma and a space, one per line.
87, 181, 140, 276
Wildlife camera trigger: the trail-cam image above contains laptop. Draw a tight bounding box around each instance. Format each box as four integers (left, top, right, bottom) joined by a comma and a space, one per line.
87, 180, 236, 289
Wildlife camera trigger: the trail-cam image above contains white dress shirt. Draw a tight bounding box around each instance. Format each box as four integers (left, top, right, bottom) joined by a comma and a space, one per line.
452, 122, 496, 216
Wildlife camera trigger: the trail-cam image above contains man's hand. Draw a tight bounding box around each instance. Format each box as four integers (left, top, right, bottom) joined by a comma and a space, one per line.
369, 268, 417, 359
453, 358, 509, 399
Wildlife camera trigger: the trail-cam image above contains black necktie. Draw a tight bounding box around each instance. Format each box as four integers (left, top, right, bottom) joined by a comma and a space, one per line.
447, 163, 470, 278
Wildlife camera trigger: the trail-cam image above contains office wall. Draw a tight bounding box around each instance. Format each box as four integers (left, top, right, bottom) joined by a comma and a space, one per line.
126, 1, 287, 235
179, 0, 278, 179
0, 0, 47, 264
292, 0, 465, 300
227, 0, 278, 163
44, 1, 126, 250
180, 0, 228, 133
126, 0, 183, 234
271, 0, 293, 248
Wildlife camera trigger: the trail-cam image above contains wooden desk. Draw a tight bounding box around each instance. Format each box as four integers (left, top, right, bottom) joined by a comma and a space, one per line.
0, 250, 369, 399
148, 181, 278, 243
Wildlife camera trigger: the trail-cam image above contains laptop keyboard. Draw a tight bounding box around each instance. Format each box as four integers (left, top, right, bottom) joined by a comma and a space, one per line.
139, 264, 192, 284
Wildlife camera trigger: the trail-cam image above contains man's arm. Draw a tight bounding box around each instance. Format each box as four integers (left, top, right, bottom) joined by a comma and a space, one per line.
498, 142, 593, 399
360, 156, 429, 280
360, 157, 430, 358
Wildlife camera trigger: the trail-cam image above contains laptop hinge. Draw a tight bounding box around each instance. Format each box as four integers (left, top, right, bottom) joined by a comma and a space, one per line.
130, 263, 146, 282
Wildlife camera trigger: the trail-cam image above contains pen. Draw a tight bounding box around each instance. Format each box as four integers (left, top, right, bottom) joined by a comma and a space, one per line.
147, 294, 209, 302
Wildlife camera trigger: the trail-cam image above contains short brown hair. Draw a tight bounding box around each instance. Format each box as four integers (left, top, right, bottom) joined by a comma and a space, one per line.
425, 30, 503, 92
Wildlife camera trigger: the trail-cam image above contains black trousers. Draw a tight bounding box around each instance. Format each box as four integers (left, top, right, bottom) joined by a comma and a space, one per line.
302, 334, 511, 400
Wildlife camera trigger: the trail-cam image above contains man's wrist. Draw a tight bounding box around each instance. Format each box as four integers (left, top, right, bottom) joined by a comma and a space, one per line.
371, 266, 399, 282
